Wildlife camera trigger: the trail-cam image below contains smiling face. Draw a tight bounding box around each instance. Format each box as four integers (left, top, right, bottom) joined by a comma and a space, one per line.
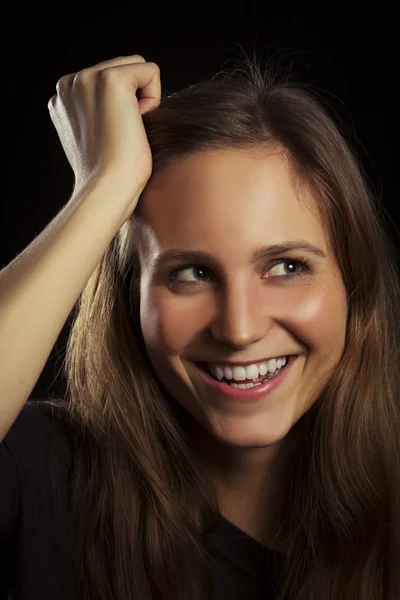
134, 149, 347, 463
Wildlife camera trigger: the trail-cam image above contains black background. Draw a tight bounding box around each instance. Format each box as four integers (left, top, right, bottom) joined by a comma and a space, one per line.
3, 5, 396, 398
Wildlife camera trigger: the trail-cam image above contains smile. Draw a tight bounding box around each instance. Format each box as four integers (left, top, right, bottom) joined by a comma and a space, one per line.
193, 355, 297, 402
205, 356, 288, 385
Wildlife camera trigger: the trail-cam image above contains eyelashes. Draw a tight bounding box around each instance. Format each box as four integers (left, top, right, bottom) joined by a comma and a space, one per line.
166, 255, 312, 288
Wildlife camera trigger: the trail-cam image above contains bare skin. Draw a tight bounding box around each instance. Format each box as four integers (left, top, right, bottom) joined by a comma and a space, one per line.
0, 55, 161, 442
134, 149, 348, 547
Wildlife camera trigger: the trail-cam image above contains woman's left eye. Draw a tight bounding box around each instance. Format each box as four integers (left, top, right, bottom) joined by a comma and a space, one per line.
167, 257, 311, 286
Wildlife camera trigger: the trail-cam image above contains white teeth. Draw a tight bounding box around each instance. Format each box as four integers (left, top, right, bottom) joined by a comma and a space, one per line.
258, 363, 268, 376
245, 364, 259, 379
231, 382, 263, 389
215, 366, 226, 380
209, 357, 288, 382
231, 365, 258, 381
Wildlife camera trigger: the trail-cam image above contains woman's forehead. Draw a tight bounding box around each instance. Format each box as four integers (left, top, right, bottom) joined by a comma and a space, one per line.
135, 150, 328, 260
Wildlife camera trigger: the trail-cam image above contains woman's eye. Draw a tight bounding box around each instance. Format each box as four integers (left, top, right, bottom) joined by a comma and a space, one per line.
172, 267, 211, 282
167, 257, 311, 286
268, 261, 304, 277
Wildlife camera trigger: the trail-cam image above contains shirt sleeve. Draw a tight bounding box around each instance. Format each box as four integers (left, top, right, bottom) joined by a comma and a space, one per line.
0, 438, 20, 545
0, 400, 76, 598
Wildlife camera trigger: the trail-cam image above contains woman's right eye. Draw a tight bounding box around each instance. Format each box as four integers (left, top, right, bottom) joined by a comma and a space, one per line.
168, 266, 213, 285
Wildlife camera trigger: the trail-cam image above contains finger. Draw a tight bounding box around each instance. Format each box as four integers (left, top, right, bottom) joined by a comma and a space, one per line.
92, 54, 147, 71
54, 56, 147, 97
56, 73, 75, 96
97, 62, 162, 113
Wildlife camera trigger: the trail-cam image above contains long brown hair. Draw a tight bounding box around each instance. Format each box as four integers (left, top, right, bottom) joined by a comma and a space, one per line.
36, 54, 400, 599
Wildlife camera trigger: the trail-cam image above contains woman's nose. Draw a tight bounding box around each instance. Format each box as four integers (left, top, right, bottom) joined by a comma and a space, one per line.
209, 284, 272, 349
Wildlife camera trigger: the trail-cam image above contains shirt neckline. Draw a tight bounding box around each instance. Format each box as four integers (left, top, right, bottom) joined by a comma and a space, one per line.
207, 514, 286, 581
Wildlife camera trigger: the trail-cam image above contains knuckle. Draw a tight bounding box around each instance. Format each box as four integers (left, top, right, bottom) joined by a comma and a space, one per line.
73, 69, 91, 87
148, 62, 160, 75
56, 73, 75, 94
97, 67, 116, 83
47, 95, 56, 111
55, 76, 68, 94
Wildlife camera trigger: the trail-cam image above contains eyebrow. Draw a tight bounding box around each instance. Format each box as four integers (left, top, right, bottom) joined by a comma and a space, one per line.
150, 240, 328, 270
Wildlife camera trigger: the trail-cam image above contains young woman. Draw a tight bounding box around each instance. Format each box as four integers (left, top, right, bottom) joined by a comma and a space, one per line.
0, 54, 398, 600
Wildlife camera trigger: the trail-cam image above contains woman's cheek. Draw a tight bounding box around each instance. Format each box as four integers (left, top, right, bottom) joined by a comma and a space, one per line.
140, 293, 205, 353
288, 279, 347, 359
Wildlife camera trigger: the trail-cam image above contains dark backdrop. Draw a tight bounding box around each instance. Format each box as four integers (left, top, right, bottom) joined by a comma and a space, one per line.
3, 6, 395, 399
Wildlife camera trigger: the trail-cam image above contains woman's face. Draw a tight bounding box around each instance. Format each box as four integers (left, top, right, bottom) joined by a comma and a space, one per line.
135, 150, 347, 451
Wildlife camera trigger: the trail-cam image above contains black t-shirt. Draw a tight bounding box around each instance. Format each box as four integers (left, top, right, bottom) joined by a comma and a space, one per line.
0, 401, 285, 600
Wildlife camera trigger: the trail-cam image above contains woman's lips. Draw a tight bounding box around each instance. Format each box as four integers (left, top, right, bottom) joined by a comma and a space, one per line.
192, 356, 297, 402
